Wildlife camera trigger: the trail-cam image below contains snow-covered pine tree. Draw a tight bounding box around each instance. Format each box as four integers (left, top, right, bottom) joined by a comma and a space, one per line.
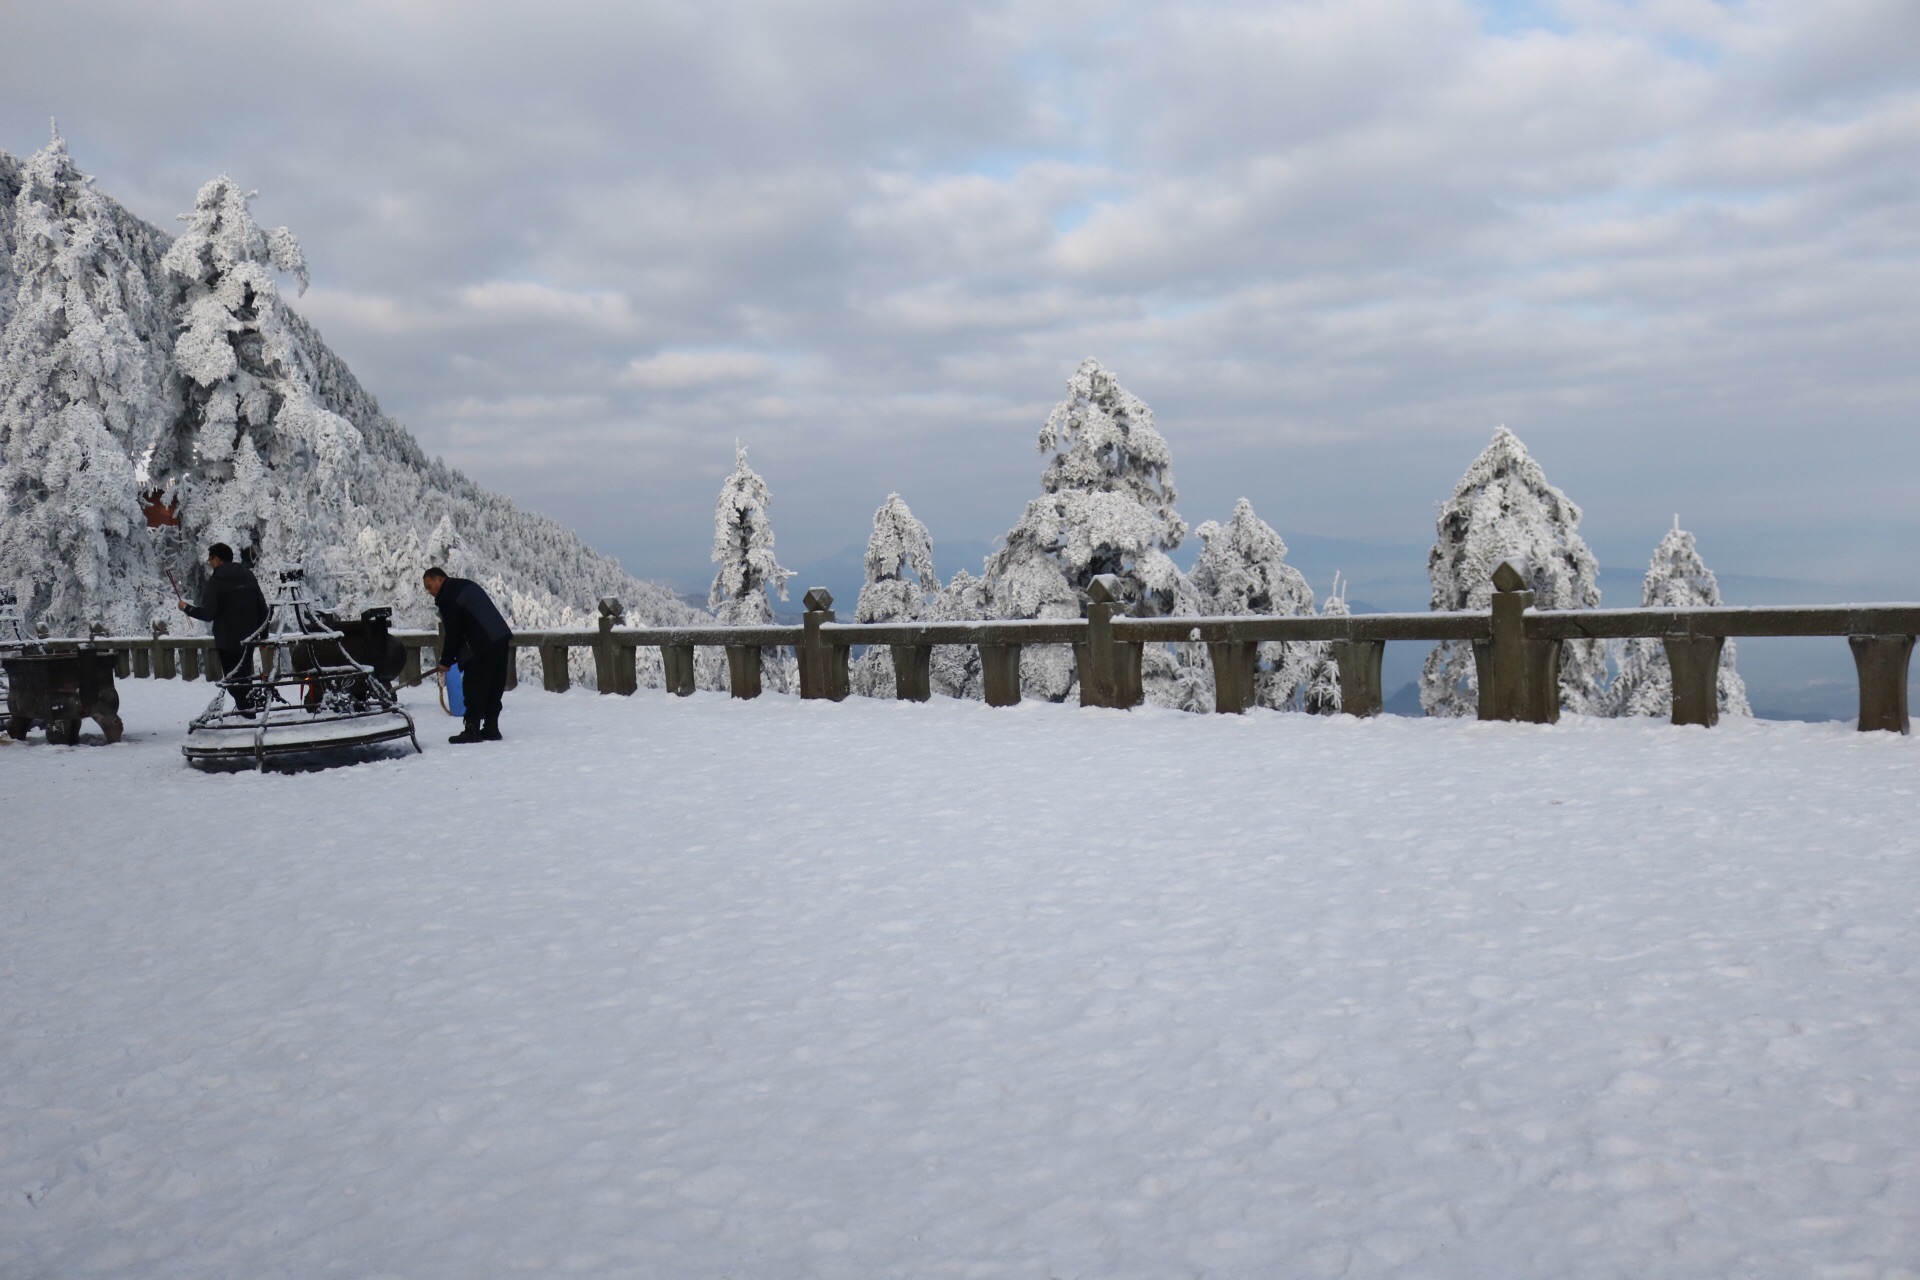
1301, 575, 1347, 714
155, 175, 362, 590
984, 358, 1188, 701
1420, 426, 1605, 717
710, 445, 797, 693
1188, 498, 1320, 710
0, 131, 173, 635
849, 493, 937, 698
929, 568, 989, 700
1607, 519, 1752, 718
0, 148, 22, 340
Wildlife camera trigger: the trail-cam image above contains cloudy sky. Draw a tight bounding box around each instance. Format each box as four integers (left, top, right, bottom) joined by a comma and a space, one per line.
4, 0, 1917, 597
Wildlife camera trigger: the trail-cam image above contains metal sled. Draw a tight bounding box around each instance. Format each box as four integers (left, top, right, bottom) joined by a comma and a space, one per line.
183, 567, 421, 769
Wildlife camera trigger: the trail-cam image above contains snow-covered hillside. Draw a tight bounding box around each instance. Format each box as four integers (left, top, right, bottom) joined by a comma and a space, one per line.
0, 139, 703, 656
4, 684, 1916, 1277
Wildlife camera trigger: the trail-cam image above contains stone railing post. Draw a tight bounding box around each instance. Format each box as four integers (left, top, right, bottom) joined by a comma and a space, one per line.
726, 645, 763, 699
1207, 641, 1258, 714
98, 624, 131, 678
1078, 575, 1142, 709
1329, 639, 1385, 717
663, 644, 697, 696
595, 598, 637, 695
1663, 636, 1723, 728
798, 588, 849, 701
539, 641, 571, 693
1850, 634, 1913, 734
1475, 559, 1558, 723
979, 643, 1022, 706
182, 641, 204, 681
131, 636, 152, 679
151, 621, 176, 680
891, 644, 932, 701
398, 639, 423, 687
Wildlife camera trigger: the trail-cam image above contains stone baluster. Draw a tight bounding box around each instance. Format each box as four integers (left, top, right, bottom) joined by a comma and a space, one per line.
539, 641, 571, 693
1207, 640, 1259, 714
1663, 636, 1724, 728
1329, 639, 1385, 717
1850, 634, 1913, 734
663, 644, 697, 696
890, 644, 932, 702
152, 621, 177, 679
726, 646, 763, 699
398, 639, 423, 687
979, 643, 1022, 707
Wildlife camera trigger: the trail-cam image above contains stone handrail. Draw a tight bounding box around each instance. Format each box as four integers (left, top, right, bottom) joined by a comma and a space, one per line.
37, 564, 1919, 733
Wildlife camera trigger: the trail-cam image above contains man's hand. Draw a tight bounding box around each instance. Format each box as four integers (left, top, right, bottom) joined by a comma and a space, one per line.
176, 599, 189, 612
433, 663, 452, 675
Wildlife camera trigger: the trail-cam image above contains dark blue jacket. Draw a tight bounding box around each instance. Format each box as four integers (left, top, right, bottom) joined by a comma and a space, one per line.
435, 577, 511, 665
183, 562, 269, 650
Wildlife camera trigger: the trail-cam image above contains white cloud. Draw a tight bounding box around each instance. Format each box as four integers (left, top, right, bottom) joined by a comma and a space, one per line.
5, 0, 1918, 589
456, 281, 632, 328
618, 351, 776, 390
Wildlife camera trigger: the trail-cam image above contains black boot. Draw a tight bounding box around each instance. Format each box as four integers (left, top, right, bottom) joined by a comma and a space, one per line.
448, 715, 485, 745
480, 715, 502, 741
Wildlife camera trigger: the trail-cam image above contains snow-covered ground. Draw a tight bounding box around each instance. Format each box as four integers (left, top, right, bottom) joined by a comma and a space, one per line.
4, 679, 1917, 1279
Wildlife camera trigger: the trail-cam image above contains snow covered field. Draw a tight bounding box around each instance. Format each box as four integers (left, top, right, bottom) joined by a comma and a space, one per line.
4, 680, 1918, 1279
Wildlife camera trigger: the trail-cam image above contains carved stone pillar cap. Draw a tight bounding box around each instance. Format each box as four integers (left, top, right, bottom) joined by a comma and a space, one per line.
803, 587, 834, 612
1492, 559, 1531, 593
1088, 574, 1123, 605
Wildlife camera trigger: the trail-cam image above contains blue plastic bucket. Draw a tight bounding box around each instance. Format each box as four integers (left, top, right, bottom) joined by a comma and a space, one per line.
445, 662, 465, 716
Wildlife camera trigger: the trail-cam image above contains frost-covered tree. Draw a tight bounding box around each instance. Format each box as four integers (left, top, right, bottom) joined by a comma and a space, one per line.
710, 445, 797, 692
710, 446, 792, 623
1301, 576, 1347, 715
929, 568, 989, 700
850, 494, 937, 698
156, 175, 362, 586
0, 149, 23, 341
0, 132, 173, 634
985, 358, 1188, 701
1607, 520, 1752, 718
1420, 427, 1604, 717
1188, 497, 1321, 711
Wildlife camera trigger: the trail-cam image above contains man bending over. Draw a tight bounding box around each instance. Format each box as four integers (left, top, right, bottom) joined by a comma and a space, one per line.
423, 567, 512, 744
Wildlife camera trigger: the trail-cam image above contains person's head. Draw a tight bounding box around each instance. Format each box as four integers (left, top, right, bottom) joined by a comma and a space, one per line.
207, 543, 233, 569
423, 567, 447, 598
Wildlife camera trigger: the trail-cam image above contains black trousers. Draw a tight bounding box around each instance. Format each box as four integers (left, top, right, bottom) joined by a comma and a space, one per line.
461, 639, 510, 724
215, 645, 257, 708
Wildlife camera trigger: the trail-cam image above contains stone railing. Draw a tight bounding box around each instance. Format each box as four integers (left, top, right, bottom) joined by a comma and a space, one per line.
46, 563, 1920, 733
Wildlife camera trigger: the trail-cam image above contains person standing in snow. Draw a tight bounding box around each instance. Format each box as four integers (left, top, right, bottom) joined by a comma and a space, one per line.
177, 543, 269, 712
423, 567, 511, 744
